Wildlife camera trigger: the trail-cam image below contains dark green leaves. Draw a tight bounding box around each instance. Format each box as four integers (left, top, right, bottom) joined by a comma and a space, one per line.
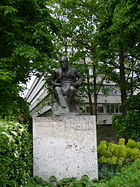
0, 0, 59, 118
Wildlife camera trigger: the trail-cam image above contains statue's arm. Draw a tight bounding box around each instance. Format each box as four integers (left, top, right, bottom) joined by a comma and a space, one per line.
77, 71, 84, 85
51, 71, 61, 87
72, 70, 84, 88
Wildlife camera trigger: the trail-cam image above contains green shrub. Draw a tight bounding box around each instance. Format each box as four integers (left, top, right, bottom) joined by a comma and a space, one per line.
113, 94, 140, 141
26, 175, 99, 187
98, 138, 140, 166
98, 138, 140, 179
0, 119, 32, 186
26, 160, 140, 187
98, 160, 140, 187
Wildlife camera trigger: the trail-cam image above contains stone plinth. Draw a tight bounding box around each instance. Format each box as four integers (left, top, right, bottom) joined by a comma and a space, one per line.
33, 116, 98, 181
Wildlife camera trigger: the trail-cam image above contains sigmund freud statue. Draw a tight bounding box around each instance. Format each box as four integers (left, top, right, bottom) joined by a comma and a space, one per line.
51, 56, 84, 116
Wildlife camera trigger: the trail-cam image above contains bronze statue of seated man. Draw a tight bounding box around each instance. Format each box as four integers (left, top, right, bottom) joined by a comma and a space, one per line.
51, 56, 84, 115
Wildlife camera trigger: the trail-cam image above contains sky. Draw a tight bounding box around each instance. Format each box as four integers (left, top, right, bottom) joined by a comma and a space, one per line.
20, 75, 36, 98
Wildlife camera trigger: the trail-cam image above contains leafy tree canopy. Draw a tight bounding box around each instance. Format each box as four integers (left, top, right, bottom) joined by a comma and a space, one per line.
46, 0, 140, 116
0, 0, 60, 118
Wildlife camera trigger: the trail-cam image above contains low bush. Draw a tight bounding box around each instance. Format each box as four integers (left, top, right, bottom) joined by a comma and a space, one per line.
26, 160, 140, 187
98, 138, 140, 165
0, 119, 32, 186
98, 160, 140, 187
113, 94, 140, 141
98, 138, 140, 179
26, 175, 99, 187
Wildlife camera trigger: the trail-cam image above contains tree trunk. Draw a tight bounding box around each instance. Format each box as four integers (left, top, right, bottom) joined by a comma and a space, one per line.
84, 56, 93, 115
119, 45, 127, 116
93, 65, 97, 122
87, 92, 93, 115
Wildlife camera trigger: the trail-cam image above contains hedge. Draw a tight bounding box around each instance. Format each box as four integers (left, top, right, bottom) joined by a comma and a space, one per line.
25, 160, 140, 186
99, 159, 140, 187
0, 119, 32, 186
98, 138, 140, 166
97, 138, 140, 179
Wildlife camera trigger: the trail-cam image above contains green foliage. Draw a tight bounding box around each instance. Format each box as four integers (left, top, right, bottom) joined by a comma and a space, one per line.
96, 0, 140, 55
47, 0, 114, 115
95, 0, 140, 115
97, 138, 140, 179
0, 119, 32, 186
98, 160, 140, 187
49, 175, 57, 183
26, 160, 140, 187
113, 94, 140, 141
48, 0, 140, 117
0, 0, 60, 118
98, 138, 140, 165
26, 175, 99, 187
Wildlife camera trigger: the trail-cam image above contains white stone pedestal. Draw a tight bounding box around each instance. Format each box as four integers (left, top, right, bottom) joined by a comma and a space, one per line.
33, 116, 98, 181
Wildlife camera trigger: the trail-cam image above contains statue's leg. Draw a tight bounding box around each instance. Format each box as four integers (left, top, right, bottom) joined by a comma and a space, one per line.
66, 86, 80, 113
54, 86, 67, 108
66, 86, 76, 103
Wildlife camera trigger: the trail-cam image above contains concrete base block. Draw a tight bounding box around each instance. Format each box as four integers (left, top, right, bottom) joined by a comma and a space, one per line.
33, 116, 98, 181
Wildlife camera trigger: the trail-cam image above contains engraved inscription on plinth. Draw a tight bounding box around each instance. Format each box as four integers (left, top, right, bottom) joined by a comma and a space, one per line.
33, 116, 98, 181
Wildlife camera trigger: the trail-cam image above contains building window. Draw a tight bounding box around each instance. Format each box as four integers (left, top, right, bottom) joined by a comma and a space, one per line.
97, 104, 105, 113
86, 103, 122, 114
106, 104, 121, 114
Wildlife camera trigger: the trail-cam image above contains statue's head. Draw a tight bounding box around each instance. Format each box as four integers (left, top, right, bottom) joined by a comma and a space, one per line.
60, 56, 68, 70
